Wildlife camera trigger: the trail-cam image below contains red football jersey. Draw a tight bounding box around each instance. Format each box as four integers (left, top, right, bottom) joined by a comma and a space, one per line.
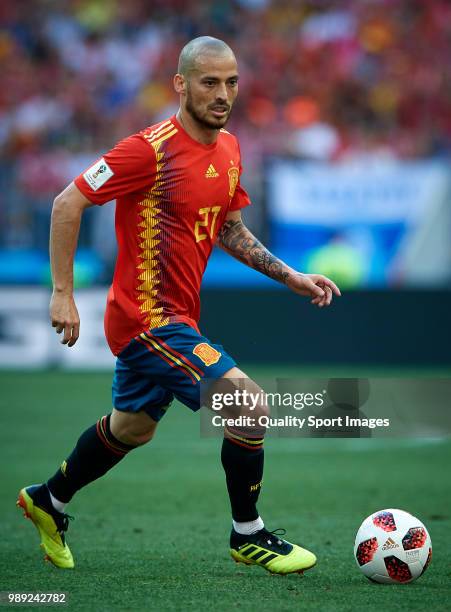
74, 115, 250, 355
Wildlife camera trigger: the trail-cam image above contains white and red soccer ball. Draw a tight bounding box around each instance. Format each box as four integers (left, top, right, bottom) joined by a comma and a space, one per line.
354, 509, 432, 584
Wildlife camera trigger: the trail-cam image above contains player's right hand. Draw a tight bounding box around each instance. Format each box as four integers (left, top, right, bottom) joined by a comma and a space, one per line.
50, 291, 80, 347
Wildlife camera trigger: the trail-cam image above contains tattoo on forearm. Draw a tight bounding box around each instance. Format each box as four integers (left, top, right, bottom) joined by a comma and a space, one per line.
217, 220, 291, 284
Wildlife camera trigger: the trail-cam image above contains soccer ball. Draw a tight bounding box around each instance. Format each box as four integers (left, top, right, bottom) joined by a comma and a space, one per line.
354, 509, 432, 584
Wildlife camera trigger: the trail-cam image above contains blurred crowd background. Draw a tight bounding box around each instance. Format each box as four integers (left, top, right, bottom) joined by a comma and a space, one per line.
1, 0, 450, 287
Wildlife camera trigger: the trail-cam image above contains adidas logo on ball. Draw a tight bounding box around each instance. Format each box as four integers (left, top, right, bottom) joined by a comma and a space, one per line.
382, 537, 399, 550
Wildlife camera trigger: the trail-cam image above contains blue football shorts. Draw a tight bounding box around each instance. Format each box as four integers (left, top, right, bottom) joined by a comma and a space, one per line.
112, 323, 236, 421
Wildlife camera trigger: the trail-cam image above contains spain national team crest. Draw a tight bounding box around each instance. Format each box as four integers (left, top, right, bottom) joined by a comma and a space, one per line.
193, 343, 222, 366
228, 166, 239, 198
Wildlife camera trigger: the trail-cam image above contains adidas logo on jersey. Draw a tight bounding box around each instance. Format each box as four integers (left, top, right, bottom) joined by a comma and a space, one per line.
382, 537, 399, 550
205, 164, 219, 178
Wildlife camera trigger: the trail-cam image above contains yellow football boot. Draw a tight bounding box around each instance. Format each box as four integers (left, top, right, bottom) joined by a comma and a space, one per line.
231, 527, 316, 575
17, 485, 74, 569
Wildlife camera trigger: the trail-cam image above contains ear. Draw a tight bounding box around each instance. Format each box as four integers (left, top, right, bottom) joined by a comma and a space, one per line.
174, 73, 186, 95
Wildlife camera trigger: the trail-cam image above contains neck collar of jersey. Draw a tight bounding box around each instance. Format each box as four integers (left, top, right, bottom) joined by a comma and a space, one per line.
172, 114, 219, 151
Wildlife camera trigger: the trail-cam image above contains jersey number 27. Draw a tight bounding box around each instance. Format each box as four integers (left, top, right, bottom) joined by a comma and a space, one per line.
194, 206, 222, 243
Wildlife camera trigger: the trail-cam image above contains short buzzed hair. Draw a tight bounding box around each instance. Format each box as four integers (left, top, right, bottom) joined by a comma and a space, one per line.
178, 36, 235, 76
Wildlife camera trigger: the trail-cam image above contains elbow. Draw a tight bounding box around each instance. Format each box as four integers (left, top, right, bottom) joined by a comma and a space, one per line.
51, 191, 85, 220
51, 195, 72, 224
52, 192, 66, 213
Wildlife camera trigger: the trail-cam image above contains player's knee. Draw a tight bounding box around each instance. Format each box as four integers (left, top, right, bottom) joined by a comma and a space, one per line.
130, 429, 155, 446
110, 410, 158, 446
252, 402, 270, 421
116, 426, 156, 446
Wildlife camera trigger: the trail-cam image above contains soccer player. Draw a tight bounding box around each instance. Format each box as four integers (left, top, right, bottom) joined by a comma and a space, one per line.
17, 37, 340, 574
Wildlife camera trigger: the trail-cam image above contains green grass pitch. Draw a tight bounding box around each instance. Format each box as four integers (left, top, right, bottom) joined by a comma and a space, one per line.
0, 370, 450, 611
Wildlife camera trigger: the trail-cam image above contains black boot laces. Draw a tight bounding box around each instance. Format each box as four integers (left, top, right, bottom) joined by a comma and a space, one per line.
55, 513, 74, 542
256, 528, 292, 554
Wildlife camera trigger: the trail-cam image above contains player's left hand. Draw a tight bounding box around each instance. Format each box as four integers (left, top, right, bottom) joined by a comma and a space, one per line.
286, 273, 341, 308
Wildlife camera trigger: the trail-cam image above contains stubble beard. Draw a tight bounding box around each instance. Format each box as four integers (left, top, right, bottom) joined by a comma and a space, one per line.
185, 88, 231, 131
